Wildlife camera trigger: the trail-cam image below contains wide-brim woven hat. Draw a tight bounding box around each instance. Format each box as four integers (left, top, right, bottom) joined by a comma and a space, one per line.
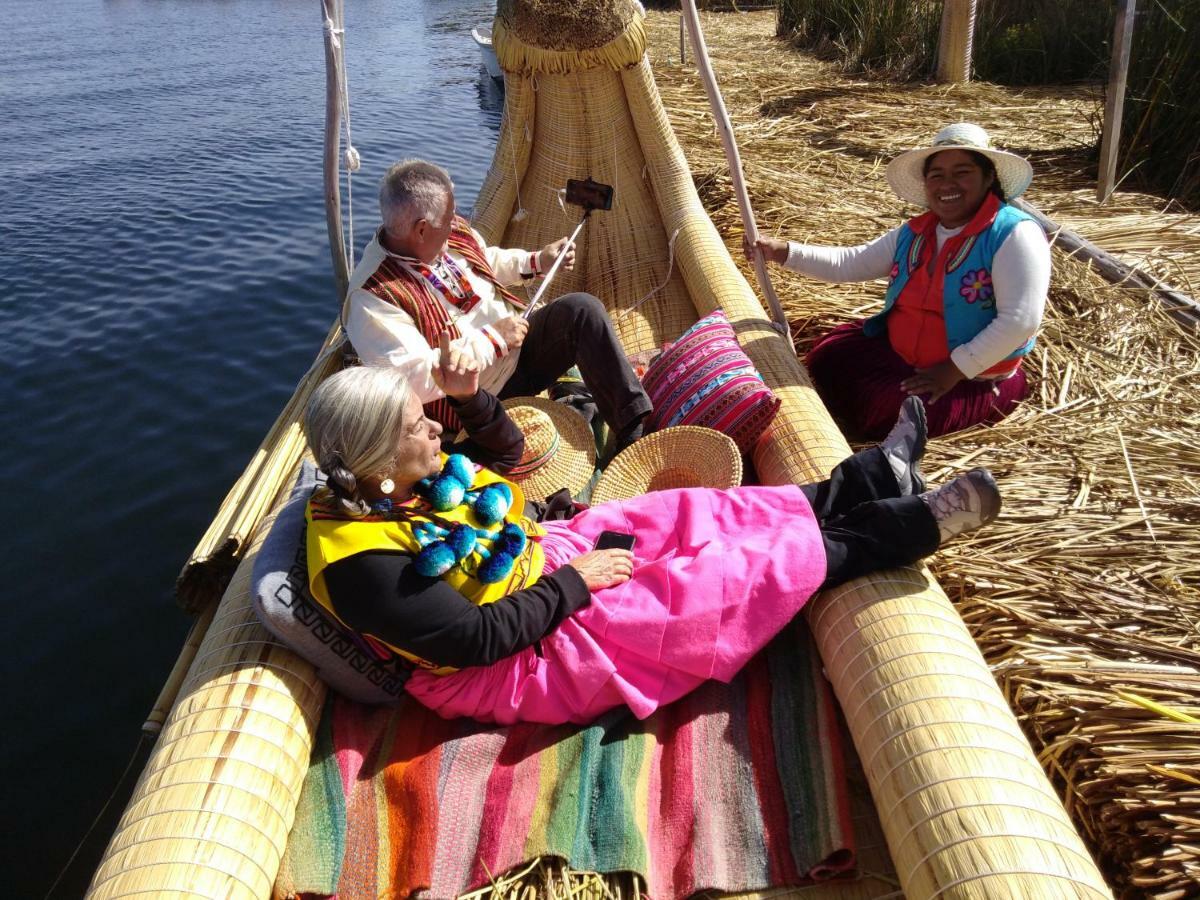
886, 123, 1034, 207
591, 426, 742, 505
501, 396, 596, 501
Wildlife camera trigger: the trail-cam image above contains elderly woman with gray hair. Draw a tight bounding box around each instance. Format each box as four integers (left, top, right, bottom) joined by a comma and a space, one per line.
300, 343, 1003, 726
342, 158, 652, 455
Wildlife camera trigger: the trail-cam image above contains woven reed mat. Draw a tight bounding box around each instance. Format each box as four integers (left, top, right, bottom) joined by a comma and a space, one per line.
274, 620, 854, 899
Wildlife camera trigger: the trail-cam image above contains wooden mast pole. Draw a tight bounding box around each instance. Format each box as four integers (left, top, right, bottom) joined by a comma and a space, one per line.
679, 0, 794, 349
936, 0, 977, 83
1097, 0, 1137, 203
321, 0, 350, 299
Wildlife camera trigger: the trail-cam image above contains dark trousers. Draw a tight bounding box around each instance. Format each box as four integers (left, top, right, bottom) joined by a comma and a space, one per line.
804, 447, 941, 590
498, 293, 652, 434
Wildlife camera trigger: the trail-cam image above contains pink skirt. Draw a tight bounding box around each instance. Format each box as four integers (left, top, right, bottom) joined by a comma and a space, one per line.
406, 486, 827, 725
806, 321, 1029, 441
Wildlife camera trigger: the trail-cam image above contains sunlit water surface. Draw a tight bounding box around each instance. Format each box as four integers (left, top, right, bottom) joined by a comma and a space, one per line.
1, 0, 502, 892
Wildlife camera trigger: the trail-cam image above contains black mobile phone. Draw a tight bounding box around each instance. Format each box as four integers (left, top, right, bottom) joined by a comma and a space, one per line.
595, 530, 636, 552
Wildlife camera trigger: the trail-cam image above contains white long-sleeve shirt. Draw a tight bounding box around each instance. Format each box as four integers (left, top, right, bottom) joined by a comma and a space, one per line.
343, 227, 534, 403
785, 218, 1050, 378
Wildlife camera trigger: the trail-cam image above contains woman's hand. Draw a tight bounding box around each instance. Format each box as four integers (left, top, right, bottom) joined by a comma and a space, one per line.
902, 360, 965, 405
538, 236, 576, 273
566, 549, 634, 591
432, 329, 480, 400
743, 236, 789, 266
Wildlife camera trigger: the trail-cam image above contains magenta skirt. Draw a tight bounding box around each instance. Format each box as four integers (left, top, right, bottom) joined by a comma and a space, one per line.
806, 321, 1029, 441
405, 486, 827, 725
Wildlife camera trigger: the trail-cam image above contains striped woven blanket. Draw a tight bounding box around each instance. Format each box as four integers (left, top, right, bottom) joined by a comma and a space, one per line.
275, 621, 854, 899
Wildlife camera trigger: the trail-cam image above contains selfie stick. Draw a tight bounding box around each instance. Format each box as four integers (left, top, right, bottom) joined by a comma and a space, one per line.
521, 214, 588, 320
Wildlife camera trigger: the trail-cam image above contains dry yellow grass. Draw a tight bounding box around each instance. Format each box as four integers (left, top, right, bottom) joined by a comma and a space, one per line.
647, 9, 1199, 898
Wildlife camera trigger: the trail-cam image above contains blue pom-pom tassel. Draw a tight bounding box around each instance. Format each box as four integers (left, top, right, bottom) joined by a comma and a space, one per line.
446, 524, 477, 560
478, 550, 516, 583
496, 522, 527, 556
415, 542, 457, 577
427, 475, 466, 511
472, 483, 512, 526
443, 454, 475, 489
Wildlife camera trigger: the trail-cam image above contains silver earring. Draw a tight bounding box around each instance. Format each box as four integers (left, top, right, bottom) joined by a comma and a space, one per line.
379, 478, 395, 495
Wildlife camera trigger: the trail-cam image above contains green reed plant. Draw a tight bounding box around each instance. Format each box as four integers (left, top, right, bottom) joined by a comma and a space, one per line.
1121, 0, 1200, 205
775, 0, 939, 78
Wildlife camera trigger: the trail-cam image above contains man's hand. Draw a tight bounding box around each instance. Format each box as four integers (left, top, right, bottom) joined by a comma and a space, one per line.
538, 236, 576, 274
432, 329, 480, 400
743, 236, 789, 265
493, 315, 529, 351
901, 359, 965, 405
567, 549, 634, 591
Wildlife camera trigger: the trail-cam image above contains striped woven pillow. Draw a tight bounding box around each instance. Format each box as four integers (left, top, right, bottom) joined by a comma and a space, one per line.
643, 310, 780, 453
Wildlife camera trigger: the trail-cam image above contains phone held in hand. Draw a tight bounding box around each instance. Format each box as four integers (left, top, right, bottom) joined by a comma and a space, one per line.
594, 530, 636, 552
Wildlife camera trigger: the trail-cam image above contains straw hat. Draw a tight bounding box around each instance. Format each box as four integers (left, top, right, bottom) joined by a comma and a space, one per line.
591, 426, 742, 505
886, 123, 1033, 207
501, 396, 596, 501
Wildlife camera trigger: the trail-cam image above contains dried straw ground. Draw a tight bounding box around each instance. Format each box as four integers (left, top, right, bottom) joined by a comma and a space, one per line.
646, 9, 1200, 899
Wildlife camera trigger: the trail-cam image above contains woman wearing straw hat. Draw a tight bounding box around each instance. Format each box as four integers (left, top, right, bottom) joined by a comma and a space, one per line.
750, 123, 1050, 440
301, 355, 1002, 726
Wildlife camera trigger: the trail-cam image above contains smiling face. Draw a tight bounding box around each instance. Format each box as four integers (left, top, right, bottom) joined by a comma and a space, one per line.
922, 149, 996, 228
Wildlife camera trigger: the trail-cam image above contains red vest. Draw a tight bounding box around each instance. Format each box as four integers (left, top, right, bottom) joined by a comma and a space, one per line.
887, 195, 1022, 377
362, 218, 526, 430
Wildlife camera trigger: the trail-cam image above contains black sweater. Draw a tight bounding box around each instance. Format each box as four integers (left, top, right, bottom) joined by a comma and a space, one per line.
322, 390, 592, 669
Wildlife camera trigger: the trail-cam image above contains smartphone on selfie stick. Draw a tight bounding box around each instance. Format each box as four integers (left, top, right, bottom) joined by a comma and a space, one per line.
594, 530, 636, 552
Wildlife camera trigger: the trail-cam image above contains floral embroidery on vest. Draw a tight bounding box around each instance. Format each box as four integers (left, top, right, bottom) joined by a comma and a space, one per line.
960, 268, 995, 309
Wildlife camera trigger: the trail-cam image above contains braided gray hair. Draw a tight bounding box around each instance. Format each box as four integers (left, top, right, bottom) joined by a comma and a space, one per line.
303, 365, 415, 517
379, 159, 455, 236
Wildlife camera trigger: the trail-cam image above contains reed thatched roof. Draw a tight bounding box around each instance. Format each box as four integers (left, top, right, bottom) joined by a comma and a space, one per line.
650, 10, 1199, 898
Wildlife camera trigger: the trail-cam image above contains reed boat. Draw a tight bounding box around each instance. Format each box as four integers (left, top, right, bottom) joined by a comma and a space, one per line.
87, 1, 1115, 897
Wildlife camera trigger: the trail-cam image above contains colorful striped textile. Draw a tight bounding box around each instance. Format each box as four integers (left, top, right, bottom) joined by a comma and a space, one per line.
642, 310, 781, 454
274, 621, 855, 899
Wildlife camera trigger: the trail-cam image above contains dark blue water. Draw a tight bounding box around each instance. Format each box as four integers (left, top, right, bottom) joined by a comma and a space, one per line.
1, 1, 502, 894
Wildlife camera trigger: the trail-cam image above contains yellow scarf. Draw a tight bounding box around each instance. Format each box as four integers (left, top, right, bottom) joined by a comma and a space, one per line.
306, 458, 546, 673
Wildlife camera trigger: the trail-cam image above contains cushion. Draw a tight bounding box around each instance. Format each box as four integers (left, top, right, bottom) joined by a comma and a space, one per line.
642, 310, 780, 453
251, 462, 409, 704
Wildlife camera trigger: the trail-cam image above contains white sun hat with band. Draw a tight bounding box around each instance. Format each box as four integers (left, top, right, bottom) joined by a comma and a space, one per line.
499, 396, 596, 501
886, 123, 1034, 207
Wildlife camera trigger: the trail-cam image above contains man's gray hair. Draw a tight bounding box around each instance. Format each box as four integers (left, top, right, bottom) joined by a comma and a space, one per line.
379, 159, 455, 234
303, 365, 415, 517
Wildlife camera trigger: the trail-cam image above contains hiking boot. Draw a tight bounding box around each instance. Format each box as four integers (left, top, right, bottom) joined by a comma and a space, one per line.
920, 467, 1001, 543
881, 396, 928, 496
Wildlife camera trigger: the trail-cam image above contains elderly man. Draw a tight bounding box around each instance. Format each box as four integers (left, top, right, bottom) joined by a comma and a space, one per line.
343, 159, 651, 451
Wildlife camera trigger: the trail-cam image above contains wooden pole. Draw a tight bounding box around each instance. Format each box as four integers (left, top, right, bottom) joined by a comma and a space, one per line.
1097, 0, 1137, 203
1013, 197, 1200, 329
936, 0, 977, 83
141, 601, 218, 735
679, 1, 794, 349
321, 0, 351, 299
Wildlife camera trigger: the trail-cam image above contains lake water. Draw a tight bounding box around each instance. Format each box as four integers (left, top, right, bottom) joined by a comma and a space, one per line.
1, 1, 502, 894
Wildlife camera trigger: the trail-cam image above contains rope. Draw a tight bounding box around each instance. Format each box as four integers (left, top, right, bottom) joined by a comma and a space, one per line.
615, 227, 682, 320
42, 733, 153, 899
